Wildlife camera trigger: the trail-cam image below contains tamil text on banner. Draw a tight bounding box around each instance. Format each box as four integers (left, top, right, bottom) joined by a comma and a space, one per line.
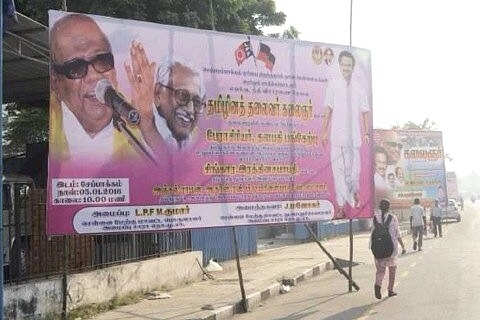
373, 129, 447, 209
47, 11, 374, 235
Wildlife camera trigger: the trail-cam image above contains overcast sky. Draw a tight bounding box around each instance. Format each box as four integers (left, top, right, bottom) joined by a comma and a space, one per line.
265, 0, 478, 177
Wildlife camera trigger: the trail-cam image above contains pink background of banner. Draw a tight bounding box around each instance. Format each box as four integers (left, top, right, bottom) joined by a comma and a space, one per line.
47, 11, 374, 235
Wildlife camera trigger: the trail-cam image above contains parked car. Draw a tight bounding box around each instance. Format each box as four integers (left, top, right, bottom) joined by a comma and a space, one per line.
441, 198, 461, 222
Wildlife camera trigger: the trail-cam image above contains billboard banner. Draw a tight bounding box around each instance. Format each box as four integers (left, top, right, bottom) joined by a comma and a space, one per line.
373, 129, 447, 209
446, 171, 459, 200
47, 10, 373, 235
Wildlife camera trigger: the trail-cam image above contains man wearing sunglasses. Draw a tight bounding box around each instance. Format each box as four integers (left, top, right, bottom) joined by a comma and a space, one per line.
380, 130, 404, 183
49, 13, 148, 171
141, 57, 205, 151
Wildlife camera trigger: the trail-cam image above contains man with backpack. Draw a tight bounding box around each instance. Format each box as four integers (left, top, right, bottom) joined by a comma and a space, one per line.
371, 199, 406, 299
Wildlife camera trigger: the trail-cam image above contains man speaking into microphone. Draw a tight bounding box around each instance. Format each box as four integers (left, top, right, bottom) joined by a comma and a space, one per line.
49, 13, 156, 173
95, 79, 140, 126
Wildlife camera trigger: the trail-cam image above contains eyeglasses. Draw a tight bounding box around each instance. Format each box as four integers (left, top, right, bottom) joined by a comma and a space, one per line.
53, 52, 114, 80
160, 84, 205, 113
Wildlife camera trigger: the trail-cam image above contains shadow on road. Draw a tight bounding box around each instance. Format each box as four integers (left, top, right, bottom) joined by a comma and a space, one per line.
321, 303, 380, 320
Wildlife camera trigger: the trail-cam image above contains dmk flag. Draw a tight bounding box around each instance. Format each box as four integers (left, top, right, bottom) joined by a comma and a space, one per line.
257, 43, 275, 71
234, 39, 254, 66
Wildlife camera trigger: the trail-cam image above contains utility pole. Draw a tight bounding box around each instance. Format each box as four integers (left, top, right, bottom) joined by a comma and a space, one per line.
209, 0, 215, 30
348, 0, 354, 293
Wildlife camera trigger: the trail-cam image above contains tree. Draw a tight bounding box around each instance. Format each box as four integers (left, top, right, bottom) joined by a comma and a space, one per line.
268, 25, 301, 39
14, 0, 286, 35
281, 26, 300, 39
392, 118, 437, 130
2, 103, 49, 156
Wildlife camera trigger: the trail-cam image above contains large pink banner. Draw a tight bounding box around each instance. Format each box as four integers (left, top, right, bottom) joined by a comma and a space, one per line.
47, 10, 374, 235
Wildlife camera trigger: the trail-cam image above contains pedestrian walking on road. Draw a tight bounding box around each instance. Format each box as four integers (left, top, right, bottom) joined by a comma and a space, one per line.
410, 198, 427, 251
372, 199, 406, 299
431, 199, 443, 237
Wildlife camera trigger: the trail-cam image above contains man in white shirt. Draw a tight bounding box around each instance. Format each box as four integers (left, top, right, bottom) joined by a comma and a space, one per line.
137, 57, 205, 155
431, 199, 443, 237
321, 50, 371, 218
135, 58, 205, 162
50, 13, 152, 173
410, 198, 427, 251
380, 130, 403, 178
374, 146, 391, 208
50, 14, 117, 168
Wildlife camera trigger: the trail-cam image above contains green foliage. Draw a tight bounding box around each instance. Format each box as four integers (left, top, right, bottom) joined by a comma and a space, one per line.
2, 103, 49, 156
392, 118, 437, 130
15, 0, 286, 35
268, 26, 300, 39
281, 26, 300, 39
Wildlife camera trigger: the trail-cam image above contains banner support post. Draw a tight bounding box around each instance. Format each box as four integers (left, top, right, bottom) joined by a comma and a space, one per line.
304, 223, 359, 291
232, 226, 247, 312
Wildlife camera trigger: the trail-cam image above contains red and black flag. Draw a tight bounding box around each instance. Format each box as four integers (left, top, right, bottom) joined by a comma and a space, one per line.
234, 38, 254, 66
257, 43, 275, 71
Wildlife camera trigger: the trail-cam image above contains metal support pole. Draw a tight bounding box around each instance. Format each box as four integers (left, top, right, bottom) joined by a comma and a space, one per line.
1, 1, 4, 315
348, 219, 353, 292
232, 227, 247, 312
349, 0, 353, 47
209, 0, 215, 30
61, 235, 68, 319
304, 224, 359, 291
348, 0, 355, 293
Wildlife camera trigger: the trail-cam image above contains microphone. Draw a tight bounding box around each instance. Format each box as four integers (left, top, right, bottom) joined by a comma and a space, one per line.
95, 79, 140, 125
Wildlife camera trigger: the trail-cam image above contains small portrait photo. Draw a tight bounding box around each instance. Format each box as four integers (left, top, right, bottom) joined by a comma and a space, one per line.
312, 45, 323, 65
395, 166, 405, 186
324, 47, 334, 65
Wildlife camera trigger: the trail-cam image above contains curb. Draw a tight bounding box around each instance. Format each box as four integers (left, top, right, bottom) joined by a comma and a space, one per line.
197, 260, 334, 320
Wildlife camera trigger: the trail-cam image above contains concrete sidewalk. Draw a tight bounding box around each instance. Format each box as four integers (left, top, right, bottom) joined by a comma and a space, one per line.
90, 231, 378, 320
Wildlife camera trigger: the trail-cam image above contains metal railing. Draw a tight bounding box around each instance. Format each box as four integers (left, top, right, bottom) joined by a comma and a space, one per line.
3, 188, 192, 284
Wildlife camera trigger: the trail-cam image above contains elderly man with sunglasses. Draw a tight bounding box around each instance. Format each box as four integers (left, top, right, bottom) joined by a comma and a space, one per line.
134, 57, 206, 155
380, 130, 404, 183
49, 13, 156, 172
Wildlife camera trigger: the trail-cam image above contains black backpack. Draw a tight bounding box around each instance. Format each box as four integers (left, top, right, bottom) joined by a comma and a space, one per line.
370, 214, 394, 259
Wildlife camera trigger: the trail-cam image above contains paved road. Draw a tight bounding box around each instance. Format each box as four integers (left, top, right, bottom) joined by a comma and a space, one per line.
234, 202, 478, 320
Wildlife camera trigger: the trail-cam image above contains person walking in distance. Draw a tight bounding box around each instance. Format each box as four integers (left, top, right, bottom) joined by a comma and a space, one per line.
431, 199, 443, 237
373, 199, 406, 299
410, 198, 427, 250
